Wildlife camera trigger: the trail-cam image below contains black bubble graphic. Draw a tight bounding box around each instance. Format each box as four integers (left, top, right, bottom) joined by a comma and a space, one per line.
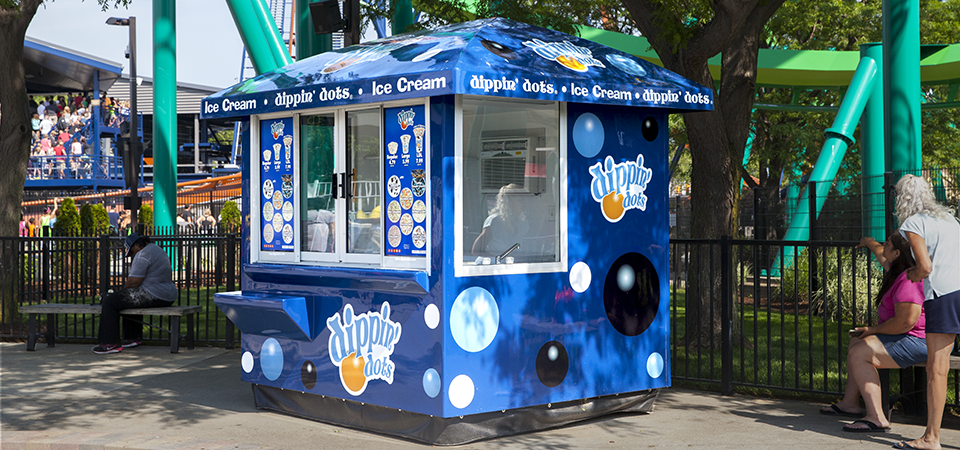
603, 252, 660, 336
301, 360, 317, 390
536, 340, 569, 387
641, 117, 659, 142
481, 39, 518, 60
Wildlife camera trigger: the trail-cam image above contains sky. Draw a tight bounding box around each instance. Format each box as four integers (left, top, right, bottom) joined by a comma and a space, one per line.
27, 0, 249, 89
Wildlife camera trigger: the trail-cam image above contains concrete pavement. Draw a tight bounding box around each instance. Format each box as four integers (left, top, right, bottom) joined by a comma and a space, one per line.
3, 342, 959, 449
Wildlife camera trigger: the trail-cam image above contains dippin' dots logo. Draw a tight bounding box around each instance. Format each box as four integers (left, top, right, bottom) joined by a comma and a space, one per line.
589, 155, 652, 223
521, 39, 605, 73
270, 121, 285, 140
326, 303, 402, 396
397, 109, 415, 130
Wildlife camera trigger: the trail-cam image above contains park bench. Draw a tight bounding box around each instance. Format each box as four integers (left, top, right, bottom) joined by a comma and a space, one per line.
21, 303, 201, 353
881, 355, 960, 418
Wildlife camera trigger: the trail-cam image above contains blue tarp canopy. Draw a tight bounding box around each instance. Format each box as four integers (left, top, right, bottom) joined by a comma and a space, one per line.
24, 37, 122, 93
201, 18, 713, 120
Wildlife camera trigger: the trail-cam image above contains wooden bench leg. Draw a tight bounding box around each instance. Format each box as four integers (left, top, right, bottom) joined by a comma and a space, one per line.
45, 313, 56, 348
170, 316, 180, 353
26, 313, 37, 351
186, 313, 195, 350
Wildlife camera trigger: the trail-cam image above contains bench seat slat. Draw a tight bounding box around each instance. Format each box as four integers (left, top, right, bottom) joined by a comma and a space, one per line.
22, 303, 199, 353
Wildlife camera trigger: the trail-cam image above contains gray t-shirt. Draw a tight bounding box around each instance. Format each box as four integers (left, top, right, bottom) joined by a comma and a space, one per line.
128, 243, 177, 302
900, 213, 960, 299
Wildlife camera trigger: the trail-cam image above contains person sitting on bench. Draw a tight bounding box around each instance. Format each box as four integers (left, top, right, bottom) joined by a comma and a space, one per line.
819, 232, 926, 433
94, 233, 177, 354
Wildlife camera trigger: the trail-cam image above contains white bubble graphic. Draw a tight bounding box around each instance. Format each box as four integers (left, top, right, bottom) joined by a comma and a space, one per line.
241, 351, 254, 373
647, 352, 665, 378
450, 287, 499, 352
448, 374, 475, 409
548, 345, 559, 361
569, 261, 592, 293
424, 303, 440, 329
617, 264, 635, 292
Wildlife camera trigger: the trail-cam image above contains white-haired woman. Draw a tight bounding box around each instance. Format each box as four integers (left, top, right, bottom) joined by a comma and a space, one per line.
472, 183, 529, 258
894, 174, 960, 450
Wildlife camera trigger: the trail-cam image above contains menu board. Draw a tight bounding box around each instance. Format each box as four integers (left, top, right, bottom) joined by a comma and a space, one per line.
383, 105, 427, 257
260, 117, 295, 252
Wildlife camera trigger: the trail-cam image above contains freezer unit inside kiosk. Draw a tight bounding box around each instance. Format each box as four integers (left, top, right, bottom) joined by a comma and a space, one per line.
205, 18, 713, 445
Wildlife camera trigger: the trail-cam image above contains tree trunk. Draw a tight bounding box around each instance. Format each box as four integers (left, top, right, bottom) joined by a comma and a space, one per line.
0, 1, 42, 328
621, 0, 785, 348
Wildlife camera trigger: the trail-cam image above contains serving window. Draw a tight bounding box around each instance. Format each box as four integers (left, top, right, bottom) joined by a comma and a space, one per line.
456, 96, 566, 276
253, 100, 429, 271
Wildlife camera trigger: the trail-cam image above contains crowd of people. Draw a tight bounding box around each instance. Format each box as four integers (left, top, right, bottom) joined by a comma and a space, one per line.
27, 95, 130, 180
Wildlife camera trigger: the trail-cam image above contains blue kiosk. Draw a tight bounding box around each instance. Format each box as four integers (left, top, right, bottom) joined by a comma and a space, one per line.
203, 18, 712, 444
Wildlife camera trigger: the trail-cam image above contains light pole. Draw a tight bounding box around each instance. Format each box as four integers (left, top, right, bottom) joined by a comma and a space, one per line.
106, 16, 140, 229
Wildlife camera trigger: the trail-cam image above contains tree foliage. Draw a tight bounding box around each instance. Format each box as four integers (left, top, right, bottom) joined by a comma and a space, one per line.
53, 198, 80, 236
746, 0, 960, 240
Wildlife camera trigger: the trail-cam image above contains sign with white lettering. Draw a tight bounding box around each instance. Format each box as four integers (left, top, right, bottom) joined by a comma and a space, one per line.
201, 18, 713, 120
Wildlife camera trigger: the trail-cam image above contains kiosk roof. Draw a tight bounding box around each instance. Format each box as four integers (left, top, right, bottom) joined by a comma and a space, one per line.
201, 18, 713, 120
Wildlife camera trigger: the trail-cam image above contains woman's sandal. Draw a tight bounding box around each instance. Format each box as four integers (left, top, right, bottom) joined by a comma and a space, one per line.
819, 403, 861, 417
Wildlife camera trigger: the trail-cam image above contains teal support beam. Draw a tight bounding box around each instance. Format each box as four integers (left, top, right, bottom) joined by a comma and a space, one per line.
771, 57, 878, 274
153, 0, 176, 231
227, 0, 292, 73
884, 0, 921, 174
860, 43, 885, 241
391, 0, 414, 35
296, 0, 332, 60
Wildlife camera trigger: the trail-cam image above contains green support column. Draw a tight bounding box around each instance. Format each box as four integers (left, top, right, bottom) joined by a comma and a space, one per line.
227, 0, 293, 73
391, 0, 414, 35
860, 43, 885, 240
153, 0, 177, 231
883, 0, 921, 174
296, 0, 332, 59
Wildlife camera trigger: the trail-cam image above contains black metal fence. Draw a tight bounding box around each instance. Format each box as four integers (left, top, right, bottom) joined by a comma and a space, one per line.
671, 236, 960, 409
0, 229, 239, 346
3, 230, 959, 408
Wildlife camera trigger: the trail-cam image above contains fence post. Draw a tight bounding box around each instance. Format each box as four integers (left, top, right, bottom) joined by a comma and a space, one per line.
808, 181, 821, 302
99, 234, 110, 296
720, 234, 733, 395
41, 238, 49, 301
225, 232, 237, 349
215, 234, 224, 287
226, 233, 236, 291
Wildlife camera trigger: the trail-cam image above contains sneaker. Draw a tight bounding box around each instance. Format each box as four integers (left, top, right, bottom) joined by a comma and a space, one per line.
121, 339, 141, 348
92, 344, 123, 354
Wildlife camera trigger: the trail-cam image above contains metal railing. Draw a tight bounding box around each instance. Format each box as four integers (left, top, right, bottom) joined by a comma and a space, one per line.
0, 231, 239, 346
3, 231, 959, 408
671, 236, 960, 408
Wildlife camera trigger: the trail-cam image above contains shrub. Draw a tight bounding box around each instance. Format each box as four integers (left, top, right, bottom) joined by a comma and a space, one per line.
53, 198, 80, 236
139, 204, 154, 227
220, 201, 241, 233
778, 246, 882, 324
79, 203, 111, 236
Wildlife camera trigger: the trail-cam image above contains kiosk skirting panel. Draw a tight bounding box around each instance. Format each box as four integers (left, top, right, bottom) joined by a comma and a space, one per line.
252, 384, 659, 445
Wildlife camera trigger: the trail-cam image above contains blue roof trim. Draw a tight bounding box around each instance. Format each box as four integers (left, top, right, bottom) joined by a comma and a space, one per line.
24, 38, 123, 75
201, 18, 713, 119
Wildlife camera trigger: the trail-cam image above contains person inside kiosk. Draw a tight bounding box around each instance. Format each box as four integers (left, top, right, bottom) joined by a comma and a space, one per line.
472, 183, 528, 262
462, 98, 561, 266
